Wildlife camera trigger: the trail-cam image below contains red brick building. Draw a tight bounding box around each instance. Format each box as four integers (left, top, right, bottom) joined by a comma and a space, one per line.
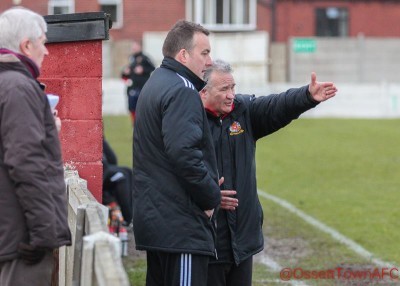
271, 0, 400, 42
2, 0, 400, 80
1, 0, 400, 43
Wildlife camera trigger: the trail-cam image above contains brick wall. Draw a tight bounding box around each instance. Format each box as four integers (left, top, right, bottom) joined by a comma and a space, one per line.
75, 1, 99, 12
2, 0, 400, 44
275, 0, 400, 42
40, 42, 103, 202
0, 0, 46, 14
349, 2, 400, 37
110, 0, 186, 41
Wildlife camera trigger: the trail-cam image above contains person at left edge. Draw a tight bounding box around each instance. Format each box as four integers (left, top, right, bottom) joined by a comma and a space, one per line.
0, 7, 72, 286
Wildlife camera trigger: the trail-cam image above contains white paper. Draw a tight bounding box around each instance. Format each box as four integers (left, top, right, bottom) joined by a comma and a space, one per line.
47, 94, 59, 110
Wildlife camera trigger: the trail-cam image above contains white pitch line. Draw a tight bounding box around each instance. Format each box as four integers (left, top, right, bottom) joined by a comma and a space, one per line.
256, 254, 309, 286
257, 254, 282, 272
258, 190, 397, 269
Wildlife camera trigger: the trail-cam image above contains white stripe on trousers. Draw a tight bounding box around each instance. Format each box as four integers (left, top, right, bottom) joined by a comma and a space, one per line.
180, 253, 192, 286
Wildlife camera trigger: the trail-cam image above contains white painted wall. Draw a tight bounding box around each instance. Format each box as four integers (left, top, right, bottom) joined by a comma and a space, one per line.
102, 79, 400, 118
102, 32, 400, 118
143, 31, 269, 89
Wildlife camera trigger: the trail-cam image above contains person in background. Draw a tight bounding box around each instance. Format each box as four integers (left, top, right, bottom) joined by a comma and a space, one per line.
0, 7, 71, 286
200, 59, 337, 286
121, 39, 155, 124
132, 20, 222, 286
102, 138, 133, 227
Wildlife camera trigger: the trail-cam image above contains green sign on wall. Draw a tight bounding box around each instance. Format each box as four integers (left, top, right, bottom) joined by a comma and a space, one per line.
293, 39, 316, 53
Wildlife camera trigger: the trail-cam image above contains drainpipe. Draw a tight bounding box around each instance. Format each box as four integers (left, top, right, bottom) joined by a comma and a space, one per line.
259, 0, 277, 42
270, 0, 277, 42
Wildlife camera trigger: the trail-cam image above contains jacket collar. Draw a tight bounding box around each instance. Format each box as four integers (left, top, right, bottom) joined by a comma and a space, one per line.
205, 104, 234, 120
206, 96, 247, 121
230, 97, 247, 119
0, 48, 40, 79
161, 57, 206, 92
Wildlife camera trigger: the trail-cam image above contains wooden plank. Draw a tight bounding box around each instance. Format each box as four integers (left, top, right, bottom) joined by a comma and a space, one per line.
72, 206, 86, 286
93, 238, 130, 286
64, 170, 129, 285
80, 236, 95, 286
58, 246, 66, 286
85, 205, 108, 234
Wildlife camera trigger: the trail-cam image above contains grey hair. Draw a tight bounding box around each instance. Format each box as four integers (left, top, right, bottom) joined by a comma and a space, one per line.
0, 7, 47, 53
203, 59, 233, 87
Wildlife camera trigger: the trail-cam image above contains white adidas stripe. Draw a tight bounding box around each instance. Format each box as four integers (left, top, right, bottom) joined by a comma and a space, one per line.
180, 253, 192, 286
177, 73, 195, 90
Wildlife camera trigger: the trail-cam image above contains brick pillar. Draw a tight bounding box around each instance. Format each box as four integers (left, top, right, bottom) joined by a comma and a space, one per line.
40, 12, 111, 202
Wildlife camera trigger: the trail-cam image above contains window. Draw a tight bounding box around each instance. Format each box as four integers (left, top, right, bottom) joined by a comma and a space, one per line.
316, 7, 348, 37
186, 0, 256, 31
48, 0, 74, 14
99, 0, 123, 29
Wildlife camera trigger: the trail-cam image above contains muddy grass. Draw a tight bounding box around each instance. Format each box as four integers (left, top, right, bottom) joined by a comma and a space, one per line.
122, 227, 398, 286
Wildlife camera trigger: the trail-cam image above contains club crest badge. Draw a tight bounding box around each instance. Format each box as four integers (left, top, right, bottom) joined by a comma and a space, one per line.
229, 121, 244, 136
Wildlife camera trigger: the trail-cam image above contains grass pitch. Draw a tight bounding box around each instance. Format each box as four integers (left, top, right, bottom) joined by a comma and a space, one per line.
256, 118, 400, 266
104, 115, 400, 285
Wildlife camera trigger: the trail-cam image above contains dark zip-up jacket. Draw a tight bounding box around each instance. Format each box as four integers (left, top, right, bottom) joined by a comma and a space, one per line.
132, 57, 221, 256
0, 54, 71, 262
206, 85, 318, 265
121, 51, 155, 90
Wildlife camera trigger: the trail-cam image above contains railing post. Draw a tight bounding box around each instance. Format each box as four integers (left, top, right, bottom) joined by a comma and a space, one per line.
64, 171, 129, 286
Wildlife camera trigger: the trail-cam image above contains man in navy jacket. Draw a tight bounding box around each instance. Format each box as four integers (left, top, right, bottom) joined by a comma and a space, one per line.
200, 59, 337, 286
132, 20, 221, 286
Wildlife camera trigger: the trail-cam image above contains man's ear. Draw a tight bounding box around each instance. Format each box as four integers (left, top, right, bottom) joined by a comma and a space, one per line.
176, 48, 188, 64
199, 88, 207, 100
19, 38, 31, 57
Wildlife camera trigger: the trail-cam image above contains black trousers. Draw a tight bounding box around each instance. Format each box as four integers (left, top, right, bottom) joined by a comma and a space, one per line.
103, 165, 133, 224
146, 251, 210, 286
207, 257, 253, 286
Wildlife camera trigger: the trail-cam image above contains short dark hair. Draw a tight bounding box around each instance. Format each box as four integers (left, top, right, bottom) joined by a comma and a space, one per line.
162, 20, 210, 58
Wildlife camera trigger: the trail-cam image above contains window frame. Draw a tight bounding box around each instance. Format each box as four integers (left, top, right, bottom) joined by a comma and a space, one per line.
99, 0, 123, 29
186, 0, 257, 32
48, 0, 75, 15
315, 6, 349, 37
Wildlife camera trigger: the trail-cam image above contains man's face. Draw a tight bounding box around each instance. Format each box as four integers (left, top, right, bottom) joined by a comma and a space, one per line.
23, 33, 48, 69
131, 41, 141, 54
201, 71, 236, 116
185, 32, 212, 79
